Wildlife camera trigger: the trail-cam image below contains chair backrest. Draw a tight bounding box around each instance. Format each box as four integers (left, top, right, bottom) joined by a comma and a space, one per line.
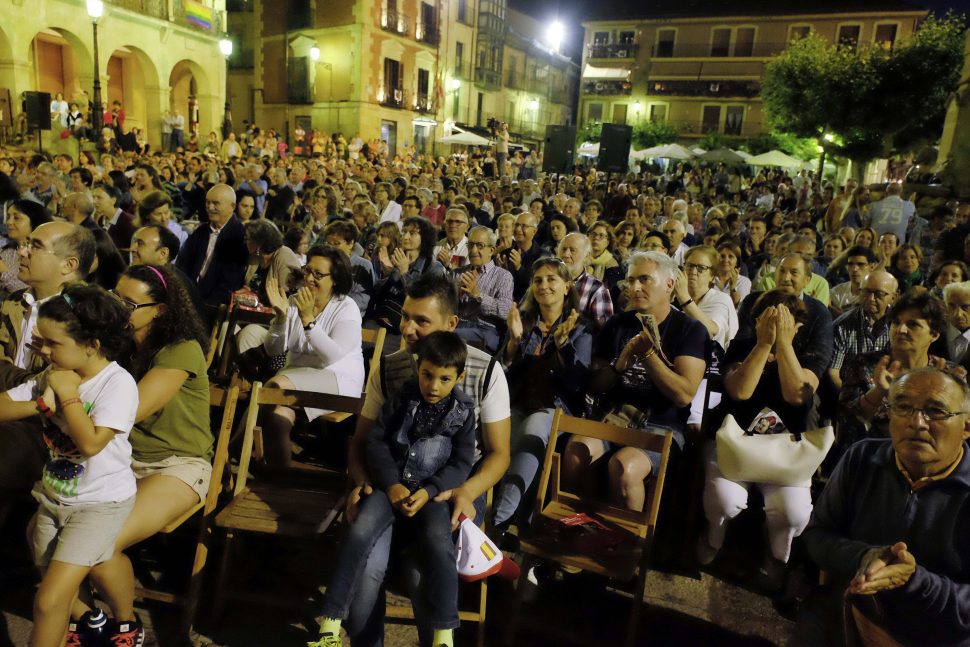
207, 384, 241, 512
235, 382, 363, 493
205, 304, 228, 370
537, 410, 673, 538
362, 326, 387, 382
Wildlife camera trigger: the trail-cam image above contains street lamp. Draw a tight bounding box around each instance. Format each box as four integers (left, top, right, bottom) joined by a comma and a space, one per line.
219, 37, 233, 139
546, 21, 564, 53
86, 0, 104, 139
310, 46, 320, 61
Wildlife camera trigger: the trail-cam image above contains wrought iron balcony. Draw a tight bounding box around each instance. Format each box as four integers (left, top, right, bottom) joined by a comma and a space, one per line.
475, 68, 502, 91
647, 79, 760, 98
380, 8, 409, 36
106, 0, 224, 34
415, 21, 439, 46
581, 79, 632, 96
379, 85, 406, 108
413, 93, 435, 113
587, 42, 638, 59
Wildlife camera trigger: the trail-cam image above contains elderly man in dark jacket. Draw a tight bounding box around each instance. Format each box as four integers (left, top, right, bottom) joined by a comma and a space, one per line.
795, 367, 970, 646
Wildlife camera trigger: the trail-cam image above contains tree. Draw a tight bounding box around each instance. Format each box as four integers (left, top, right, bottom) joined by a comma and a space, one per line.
762, 15, 966, 166
577, 120, 602, 144
632, 120, 678, 149
746, 130, 820, 160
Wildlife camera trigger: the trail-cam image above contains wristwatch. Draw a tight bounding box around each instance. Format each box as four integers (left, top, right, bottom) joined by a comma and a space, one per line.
303, 320, 316, 332
679, 298, 693, 309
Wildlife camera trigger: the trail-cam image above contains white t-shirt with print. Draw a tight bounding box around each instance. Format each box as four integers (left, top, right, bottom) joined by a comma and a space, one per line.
7, 362, 138, 505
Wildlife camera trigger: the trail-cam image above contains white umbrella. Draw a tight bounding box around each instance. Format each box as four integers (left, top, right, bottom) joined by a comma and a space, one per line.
691, 147, 706, 155
748, 149, 806, 168
734, 150, 754, 161
578, 141, 600, 156
438, 130, 492, 145
658, 143, 696, 160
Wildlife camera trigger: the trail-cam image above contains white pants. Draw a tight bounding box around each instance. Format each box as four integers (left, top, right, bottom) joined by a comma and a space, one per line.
701, 443, 813, 563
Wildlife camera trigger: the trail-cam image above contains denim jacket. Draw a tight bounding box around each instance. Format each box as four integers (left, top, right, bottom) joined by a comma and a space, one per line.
367, 378, 476, 498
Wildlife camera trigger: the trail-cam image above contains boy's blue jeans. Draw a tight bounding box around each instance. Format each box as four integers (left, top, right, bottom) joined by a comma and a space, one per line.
322, 490, 459, 631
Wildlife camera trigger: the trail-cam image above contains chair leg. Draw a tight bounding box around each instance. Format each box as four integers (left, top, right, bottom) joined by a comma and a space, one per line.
504, 556, 531, 646
180, 522, 214, 636
212, 528, 237, 626
476, 577, 488, 647
625, 565, 649, 647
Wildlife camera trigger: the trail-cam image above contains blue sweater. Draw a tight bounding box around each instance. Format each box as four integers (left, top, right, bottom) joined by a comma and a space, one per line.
803, 439, 970, 646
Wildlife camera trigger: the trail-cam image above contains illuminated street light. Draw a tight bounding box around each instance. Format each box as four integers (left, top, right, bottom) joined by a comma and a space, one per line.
529, 98, 539, 110
87, 0, 105, 140
219, 37, 233, 138
546, 21, 564, 53
310, 46, 320, 61
450, 78, 461, 91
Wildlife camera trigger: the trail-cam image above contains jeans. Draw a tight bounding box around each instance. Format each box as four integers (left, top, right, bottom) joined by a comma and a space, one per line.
454, 320, 502, 355
493, 407, 555, 527
327, 492, 459, 634
346, 494, 486, 647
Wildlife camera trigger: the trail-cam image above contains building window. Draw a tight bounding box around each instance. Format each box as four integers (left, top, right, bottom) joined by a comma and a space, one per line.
656, 29, 675, 57
287, 56, 311, 103
702, 105, 721, 133
287, 0, 312, 29
649, 104, 667, 123
711, 28, 731, 57
875, 23, 898, 49
456, 42, 464, 76
587, 102, 603, 124
838, 25, 861, 50
725, 106, 744, 135
618, 30, 635, 45
457, 0, 467, 23
789, 25, 810, 41
417, 68, 430, 99
383, 58, 403, 106
735, 27, 755, 56
593, 31, 609, 45
612, 104, 627, 125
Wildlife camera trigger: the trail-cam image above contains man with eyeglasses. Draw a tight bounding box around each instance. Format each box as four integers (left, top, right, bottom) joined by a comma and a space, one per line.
453, 226, 513, 354
942, 281, 970, 366
796, 367, 970, 646
830, 246, 880, 316
433, 206, 470, 270
129, 224, 203, 314
503, 211, 550, 300
829, 270, 898, 390
0, 222, 95, 518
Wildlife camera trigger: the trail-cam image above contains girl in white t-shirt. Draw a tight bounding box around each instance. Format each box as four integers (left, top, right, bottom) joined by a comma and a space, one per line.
0, 285, 139, 647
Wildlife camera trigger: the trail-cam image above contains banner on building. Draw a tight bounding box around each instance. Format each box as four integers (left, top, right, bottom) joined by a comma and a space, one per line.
185, 1, 213, 30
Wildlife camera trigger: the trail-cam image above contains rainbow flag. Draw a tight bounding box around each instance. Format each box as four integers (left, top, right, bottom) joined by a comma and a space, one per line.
185, 1, 213, 29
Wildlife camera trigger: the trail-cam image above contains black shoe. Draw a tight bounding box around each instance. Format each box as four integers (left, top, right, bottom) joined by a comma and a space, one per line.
105, 615, 145, 647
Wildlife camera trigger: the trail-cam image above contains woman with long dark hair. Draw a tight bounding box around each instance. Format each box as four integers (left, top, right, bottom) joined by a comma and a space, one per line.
68, 264, 210, 643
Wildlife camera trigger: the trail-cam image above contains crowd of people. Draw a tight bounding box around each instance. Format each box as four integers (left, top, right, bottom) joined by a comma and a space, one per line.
0, 133, 969, 647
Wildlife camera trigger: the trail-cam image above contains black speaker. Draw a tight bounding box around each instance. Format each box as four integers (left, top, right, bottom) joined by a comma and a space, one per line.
597, 123, 633, 173
542, 125, 576, 174
23, 91, 52, 131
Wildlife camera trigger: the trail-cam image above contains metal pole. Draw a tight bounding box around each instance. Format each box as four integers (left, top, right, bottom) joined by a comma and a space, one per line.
222, 57, 232, 139
91, 20, 103, 137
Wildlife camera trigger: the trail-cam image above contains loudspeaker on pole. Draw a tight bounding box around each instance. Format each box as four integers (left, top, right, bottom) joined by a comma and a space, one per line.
23, 91, 52, 131
542, 124, 576, 174
597, 123, 632, 173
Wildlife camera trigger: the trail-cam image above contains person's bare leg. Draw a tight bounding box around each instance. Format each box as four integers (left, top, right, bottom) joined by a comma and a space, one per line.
562, 436, 607, 495
84, 475, 199, 621
32, 562, 90, 647
608, 448, 653, 512
262, 375, 298, 469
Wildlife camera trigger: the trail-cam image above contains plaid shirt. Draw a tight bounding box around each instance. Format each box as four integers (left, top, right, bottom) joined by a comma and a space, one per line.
831, 306, 891, 372
454, 261, 514, 321
574, 271, 614, 328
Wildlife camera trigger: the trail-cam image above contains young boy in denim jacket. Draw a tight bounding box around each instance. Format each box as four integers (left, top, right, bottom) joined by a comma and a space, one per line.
310, 331, 476, 647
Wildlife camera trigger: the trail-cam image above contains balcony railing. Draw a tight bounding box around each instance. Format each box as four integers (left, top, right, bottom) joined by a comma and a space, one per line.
381, 8, 409, 35
651, 41, 789, 58
647, 79, 760, 98
581, 79, 632, 96
379, 85, 406, 108
415, 21, 438, 46
107, 0, 224, 34
413, 92, 435, 113
475, 67, 502, 90
549, 86, 568, 105
587, 42, 638, 59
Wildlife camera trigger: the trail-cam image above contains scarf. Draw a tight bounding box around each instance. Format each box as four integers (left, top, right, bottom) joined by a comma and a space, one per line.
586, 250, 619, 280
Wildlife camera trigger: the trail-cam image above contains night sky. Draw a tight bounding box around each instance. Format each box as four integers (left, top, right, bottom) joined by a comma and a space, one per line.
509, 0, 970, 61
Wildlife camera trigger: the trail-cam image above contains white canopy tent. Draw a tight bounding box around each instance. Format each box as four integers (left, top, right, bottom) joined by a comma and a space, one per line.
747, 149, 807, 168
581, 64, 631, 80
578, 141, 600, 156
438, 129, 492, 146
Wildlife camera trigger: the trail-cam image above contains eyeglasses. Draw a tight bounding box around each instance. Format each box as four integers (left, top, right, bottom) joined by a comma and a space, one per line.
684, 262, 712, 273
888, 403, 966, 422
19, 240, 57, 256
467, 242, 493, 250
303, 267, 332, 281
589, 232, 609, 239
861, 288, 892, 300
110, 290, 160, 312
445, 219, 468, 225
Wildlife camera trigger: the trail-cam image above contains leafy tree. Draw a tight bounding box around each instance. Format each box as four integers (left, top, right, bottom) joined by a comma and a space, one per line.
697, 131, 741, 151
577, 120, 602, 144
762, 15, 965, 165
632, 120, 678, 149
746, 130, 820, 160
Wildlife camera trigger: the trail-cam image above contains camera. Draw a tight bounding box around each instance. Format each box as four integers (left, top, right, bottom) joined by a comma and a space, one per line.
486, 117, 500, 131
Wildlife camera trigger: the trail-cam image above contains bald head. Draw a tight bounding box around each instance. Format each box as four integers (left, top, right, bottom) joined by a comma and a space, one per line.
62, 192, 95, 225
206, 183, 236, 228
861, 269, 898, 320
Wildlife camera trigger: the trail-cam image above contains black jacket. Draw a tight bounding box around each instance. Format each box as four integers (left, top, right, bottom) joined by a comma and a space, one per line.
175, 216, 247, 307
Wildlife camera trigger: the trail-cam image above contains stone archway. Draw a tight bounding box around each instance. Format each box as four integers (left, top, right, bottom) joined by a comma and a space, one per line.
105, 44, 160, 142
28, 27, 93, 111
169, 59, 213, 136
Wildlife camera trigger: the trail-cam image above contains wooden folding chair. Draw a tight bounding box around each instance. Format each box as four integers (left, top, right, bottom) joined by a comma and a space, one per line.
505, 409, 674, 647
204, 304, 228, 370
216, 306, 275, 380
210, 382, 362, 618
319, 326, 386, 424
384, 488, 494, 647
132, 384, 241, 635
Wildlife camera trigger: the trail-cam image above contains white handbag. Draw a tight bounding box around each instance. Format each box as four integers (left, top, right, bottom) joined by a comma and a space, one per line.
715, 414, 834, 487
